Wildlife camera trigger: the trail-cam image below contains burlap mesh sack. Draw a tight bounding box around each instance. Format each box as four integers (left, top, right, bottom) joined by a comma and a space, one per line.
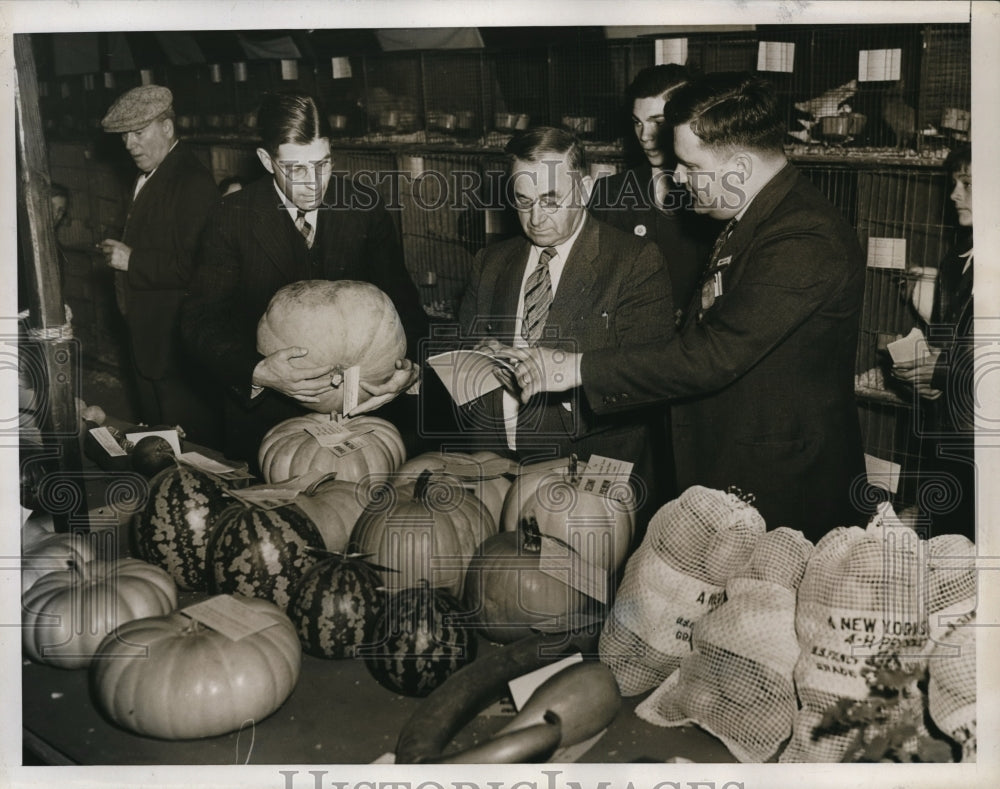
598, 486, 765, 696
781, 522, 930, 762
925, 533, 977, 761
635, 527, 812, 761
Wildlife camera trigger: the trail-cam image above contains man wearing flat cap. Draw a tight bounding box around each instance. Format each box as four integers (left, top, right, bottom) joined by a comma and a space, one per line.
100, 84, 221, 443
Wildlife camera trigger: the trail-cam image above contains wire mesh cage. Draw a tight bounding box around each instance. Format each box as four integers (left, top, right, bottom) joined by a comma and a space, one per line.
421, 51, 489, 142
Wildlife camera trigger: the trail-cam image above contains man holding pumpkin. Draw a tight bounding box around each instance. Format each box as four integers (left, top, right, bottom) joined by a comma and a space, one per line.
503, 73, 871, 542
182, 91, 422, 468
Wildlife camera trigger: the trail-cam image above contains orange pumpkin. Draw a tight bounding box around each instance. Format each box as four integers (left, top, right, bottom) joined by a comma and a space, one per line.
256, 279, 406, 415
23, 557, 177, 669
258, 413, 405, 485
350, 470, 497, 596
464, 516, 602, 645
500, 456, 636, 572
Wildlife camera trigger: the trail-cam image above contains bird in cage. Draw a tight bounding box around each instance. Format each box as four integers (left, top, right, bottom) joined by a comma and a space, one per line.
881, 80, 916, 150
794, 78, 858, 118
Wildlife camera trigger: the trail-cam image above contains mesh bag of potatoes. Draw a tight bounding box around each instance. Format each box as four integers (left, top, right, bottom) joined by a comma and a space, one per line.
634, 527, 812, 761
780, 520, 932, 762
598, 486, 765, 696
924, 533, 977, 762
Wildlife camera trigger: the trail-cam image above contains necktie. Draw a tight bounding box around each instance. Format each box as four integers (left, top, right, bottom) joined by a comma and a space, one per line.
521, 247, 556, 345
696, 217, 740, 321
708, 216, 739, 267
295, 209, 315, 249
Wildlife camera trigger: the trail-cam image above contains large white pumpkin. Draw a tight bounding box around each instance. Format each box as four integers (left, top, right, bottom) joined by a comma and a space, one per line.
256, 279, 407, 415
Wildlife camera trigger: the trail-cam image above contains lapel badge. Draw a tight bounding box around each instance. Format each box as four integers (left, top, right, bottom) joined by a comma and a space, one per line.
633, 224, 647, 237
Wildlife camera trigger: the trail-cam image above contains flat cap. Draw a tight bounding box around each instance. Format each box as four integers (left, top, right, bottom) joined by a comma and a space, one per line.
101, 85, 173, 133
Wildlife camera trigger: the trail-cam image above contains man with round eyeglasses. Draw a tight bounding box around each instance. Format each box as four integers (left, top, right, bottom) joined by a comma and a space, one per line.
182, 91, 424, 468
457, 126, 674, 525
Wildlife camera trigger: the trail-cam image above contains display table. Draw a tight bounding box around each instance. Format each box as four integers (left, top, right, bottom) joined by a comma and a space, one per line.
21, 422, 736, 766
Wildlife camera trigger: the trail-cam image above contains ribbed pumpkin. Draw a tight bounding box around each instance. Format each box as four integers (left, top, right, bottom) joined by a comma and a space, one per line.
131, 464, 239, 591
500, 456, 636, 572
256, 279, 407, 415
464, 517, 601, 644
363, 580, 476, 697
91, 595, 301, 739
395, 450, 512, 525
208, 501, 325, 608
291, 477, 369, 553
350, 470, 496, 597
21, 530, 99, 595
258, 413, 405, 485
286, 550, 386, 658
23, 557, 177, 669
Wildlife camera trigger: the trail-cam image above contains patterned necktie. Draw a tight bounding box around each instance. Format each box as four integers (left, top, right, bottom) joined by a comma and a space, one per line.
521, 247, 556, 345
295, 209, 315, 249
708, 216, 739, 266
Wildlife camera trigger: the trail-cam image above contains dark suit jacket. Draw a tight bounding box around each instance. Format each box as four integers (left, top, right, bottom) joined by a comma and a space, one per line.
457, 215, 674, 498
119, 143, 219, 379
182, 175, 427, 399
588, 163, 719, 319
181, 175, 427, 462
582, 163, 868, 540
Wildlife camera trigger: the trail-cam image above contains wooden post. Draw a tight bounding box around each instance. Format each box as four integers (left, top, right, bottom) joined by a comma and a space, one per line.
14, 34, 86, 531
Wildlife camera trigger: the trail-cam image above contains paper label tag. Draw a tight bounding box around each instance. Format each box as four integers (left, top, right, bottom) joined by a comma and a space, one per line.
177, 451, 254, 480
88, 426, 128, 457
655, 37, 688, 66
427, 349, 519, 406
226, 470, 337, 510
538, 537, 609, 604
181, 595, 279, 641
125, 428, 181, 455
576, 455, 634, 505
508, 653, 583, 711
865, 453, 901, 494
867, 237, 907, 269
305, 421, 356, 447
342, 365, 361, 416
757, 41, 795, 73
327, 434, 370, 457
886, 326, 931, 366
859, 48, 902, 82
441, 456, 518, 479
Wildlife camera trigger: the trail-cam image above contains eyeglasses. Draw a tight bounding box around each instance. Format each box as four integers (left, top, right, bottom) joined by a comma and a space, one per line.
273, 157, 332, 182
511, 191, 575, 214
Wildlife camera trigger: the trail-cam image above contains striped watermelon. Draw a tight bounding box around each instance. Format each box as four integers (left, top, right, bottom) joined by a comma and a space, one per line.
132, 465, 237, 591
208, 502, 325, 608
286, 551, 386, 658
362, 580, 476, 697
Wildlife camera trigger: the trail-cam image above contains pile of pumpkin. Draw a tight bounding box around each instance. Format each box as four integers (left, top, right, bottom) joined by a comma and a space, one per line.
20, 410, 633, 749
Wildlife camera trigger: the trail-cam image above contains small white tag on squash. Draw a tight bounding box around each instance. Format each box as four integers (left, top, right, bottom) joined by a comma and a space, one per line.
305, 421, 355, 446
181, 595, 278, 641
342, 365, 361, 415
538, 537, 609, 604
88, 426, 128, 457
508, 653, 583, 711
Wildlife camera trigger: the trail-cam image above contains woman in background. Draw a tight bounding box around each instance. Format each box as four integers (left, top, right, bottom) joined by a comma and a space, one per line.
891, 145, 974, 540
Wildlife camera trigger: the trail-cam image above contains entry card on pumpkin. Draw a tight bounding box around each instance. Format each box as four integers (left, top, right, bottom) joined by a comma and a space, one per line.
578, 454, 634, 500
341, 365, 361, 415
181, 595, 279, 641
538, 539, 609, 605
226, 471, 337, 510
178, 451, 255, 481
